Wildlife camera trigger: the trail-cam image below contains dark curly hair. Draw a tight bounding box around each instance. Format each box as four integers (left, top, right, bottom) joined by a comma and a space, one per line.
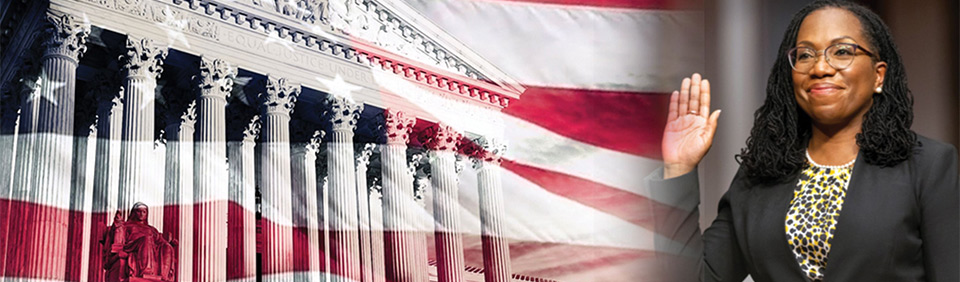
736, 0, 915, 184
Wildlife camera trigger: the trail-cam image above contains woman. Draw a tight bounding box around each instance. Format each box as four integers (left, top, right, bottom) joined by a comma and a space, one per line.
648, 1, 959, 281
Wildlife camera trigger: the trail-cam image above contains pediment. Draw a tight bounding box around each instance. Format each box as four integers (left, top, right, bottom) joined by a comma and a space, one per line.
229, 0, 524, 95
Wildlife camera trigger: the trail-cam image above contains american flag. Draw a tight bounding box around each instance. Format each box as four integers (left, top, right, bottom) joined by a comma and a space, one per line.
402, 0, 704, 280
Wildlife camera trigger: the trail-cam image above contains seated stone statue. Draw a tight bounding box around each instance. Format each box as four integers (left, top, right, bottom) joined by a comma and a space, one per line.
101, 202, 176, 282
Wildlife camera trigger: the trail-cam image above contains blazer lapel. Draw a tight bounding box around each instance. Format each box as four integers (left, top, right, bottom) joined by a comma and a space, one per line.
743, 176, 807, 281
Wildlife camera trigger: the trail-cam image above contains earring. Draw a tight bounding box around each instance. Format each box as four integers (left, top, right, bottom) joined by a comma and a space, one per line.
875, 87, 882, 93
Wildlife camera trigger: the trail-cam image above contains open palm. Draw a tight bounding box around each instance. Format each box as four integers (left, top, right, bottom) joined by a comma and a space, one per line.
662, 73, 721, 178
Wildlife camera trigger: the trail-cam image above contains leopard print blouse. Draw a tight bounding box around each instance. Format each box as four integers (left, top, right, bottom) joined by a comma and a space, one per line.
785, 159, 854, 282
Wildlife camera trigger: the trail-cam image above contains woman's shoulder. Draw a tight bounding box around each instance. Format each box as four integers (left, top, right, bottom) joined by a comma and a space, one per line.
912, 134, 958, 163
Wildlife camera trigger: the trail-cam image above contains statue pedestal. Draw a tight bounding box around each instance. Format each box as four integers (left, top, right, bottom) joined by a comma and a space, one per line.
129, 277, 164, 282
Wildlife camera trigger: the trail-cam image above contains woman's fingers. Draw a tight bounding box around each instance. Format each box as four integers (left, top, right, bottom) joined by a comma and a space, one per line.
689, 73, 701, 114
678, 77, 691, 116
700, 79, 711, 119
707, 109, 722, 141
668, 91, 679, 122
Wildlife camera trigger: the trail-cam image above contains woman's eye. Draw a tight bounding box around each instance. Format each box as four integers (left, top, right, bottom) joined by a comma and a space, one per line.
833, 47, 855, 56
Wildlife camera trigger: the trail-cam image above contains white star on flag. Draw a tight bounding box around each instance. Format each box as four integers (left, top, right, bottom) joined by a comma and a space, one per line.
317, 74, 361, 102
263, 30, 295, 52
155, 6, 191, 49
23, 70, 66, 106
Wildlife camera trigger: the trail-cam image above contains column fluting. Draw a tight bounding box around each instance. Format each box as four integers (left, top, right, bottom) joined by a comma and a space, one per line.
227, 107, 260, 281
291, 120, 323, 282
193, 57, 236, 281
473, 137, 512, 282
325, 97, 363, 280
8, 13, 88, 280
379, 109, 421, 282
258, 75, 300, 281
424, 124, 465, 282
117, 37, 167, 223
163, 95, 197, 282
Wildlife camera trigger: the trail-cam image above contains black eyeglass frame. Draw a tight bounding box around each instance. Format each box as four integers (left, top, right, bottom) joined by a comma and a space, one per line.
787, 43, 877, 73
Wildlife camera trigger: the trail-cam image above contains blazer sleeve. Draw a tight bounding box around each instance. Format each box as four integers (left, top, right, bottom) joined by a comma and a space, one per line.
646, 167, 749, 282
916, 144, 960, 282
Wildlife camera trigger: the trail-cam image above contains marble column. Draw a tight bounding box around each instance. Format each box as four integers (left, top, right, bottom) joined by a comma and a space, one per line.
379, 109, 421, 282
424, 124, 465, 282
408, 152, 430, 281
258, 75, 300, 281
291, 121, 323, 282
6, 13, 88, 279
355, 143, 375, 282
472, 137, 512, 282
227, 109, 260, 281
193, 56, 235, 281
88, 70, 124, 282
4, 66, 39, 276
117, 37, 167, 221
367, 181, 386, 282
0, 78, 22, 276
65, 90, 97, 282
163, 94, 197, 282
325, 97, 363, 280
315, 151, 330, 282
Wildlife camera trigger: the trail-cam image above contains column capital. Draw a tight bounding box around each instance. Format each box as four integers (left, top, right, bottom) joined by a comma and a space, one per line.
325, 97, 363, 132
292, 119, 324, 154
227, 101, 261, 142
42, 13, 90, 61
419, 123, 461, 152
194, 56, 237, 100
258, 75, 300, 116
163, 88, 198, 129
470, 136, 506, 168
121, 37, 168, 79
356, 143, 377, 167
383, 108, 415, 145
90, 71, 123, 110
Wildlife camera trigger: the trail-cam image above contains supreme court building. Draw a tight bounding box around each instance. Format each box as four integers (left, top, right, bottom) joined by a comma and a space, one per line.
0, 0, 535, 281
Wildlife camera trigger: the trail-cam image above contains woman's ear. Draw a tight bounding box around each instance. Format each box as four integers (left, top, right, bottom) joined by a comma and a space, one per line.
874, 61, 888, 91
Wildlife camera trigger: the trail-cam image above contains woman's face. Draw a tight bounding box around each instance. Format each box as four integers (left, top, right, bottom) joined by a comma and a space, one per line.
792, 8, 887, 127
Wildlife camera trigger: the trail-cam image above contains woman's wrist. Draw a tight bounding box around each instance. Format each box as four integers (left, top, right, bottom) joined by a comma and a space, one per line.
664, 163, 695, 179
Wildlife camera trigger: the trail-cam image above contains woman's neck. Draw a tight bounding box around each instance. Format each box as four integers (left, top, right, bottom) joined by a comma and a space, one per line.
807, 122, 861, 166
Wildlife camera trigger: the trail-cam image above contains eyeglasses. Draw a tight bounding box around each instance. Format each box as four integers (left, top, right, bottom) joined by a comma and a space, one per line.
787, 43, 875, 74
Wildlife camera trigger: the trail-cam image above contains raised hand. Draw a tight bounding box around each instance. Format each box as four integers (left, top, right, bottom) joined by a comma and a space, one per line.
662, 73, 721, 179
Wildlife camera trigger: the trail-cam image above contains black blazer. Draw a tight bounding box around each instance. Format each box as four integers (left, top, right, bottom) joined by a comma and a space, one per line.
647, 135, 959, 282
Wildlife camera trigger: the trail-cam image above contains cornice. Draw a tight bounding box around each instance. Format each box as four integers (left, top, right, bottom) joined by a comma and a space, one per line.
54, 0, 520, 110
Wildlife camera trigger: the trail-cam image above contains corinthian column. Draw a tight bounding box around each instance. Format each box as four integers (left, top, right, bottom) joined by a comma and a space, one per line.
379, 109, 421, 282
88, 71, 124, 282
258, 75, 300, 281
6, 13, 88, 279
423, 124, 465, 282
355, 143, 375, 282
472, 137, 512, 282
227, 106, 260, 281
117, 37, 167, 221
163, 94, 196, 282
291, 121, 323, 282
65, 91, 97, 282
324, 97, 363, 280
193, 56, 236, 281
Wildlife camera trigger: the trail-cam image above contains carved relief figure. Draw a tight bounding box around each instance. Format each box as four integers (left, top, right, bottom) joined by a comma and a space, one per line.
102, 202, 177, 282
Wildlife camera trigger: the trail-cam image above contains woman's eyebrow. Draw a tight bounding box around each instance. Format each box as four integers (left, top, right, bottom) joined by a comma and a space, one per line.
795, 36, 858, 47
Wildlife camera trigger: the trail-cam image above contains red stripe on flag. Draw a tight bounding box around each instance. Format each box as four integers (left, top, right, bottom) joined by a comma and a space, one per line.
484, 0, 703, 10
503, 86, 669, 159
501, 159, 684, 234
460, 234, 689, 281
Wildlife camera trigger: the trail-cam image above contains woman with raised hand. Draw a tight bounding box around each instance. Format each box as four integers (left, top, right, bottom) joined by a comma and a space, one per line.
648, 1, 959, 281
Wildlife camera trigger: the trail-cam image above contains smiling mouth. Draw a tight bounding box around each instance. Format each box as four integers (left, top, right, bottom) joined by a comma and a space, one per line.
808, 84, 843, 96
